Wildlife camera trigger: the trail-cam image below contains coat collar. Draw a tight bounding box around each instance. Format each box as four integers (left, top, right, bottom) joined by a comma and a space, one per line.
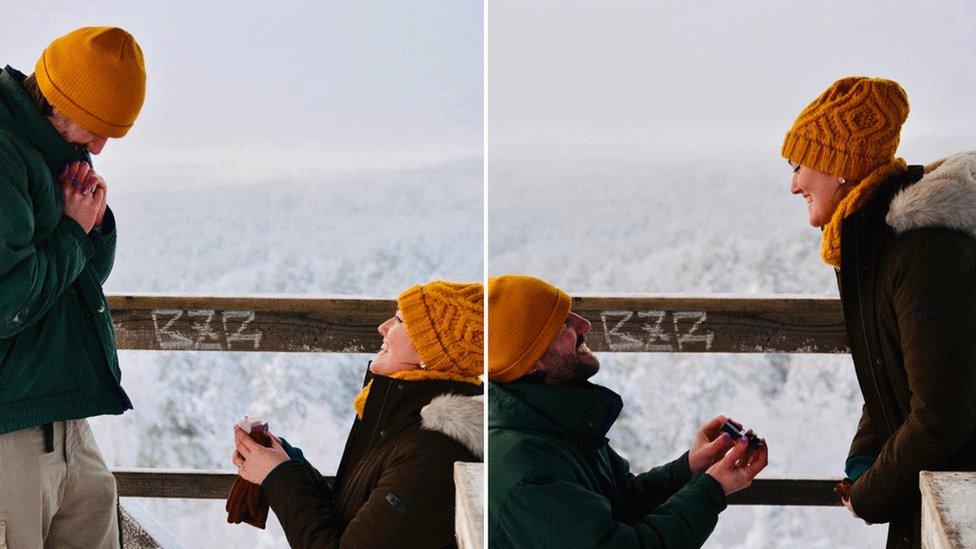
488, 379, 623, 450
0, 66, 86, 170
886, 151, 976, 239
421, 393, 484, 459
358, 370, 482, 449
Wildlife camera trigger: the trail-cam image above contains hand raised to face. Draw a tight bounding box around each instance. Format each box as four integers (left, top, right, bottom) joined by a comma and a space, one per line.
59, 161, 105, 233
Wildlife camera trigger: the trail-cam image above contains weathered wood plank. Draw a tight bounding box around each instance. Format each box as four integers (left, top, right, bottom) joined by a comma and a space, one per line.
726, 478, 842, 506
115, 469, 241, 499
114, 468, 339, 500
120, 501, 183, 548
114, 469, 841, 506
572, 295, 848, 354
920, 471, 976, 549
108, 295, 395, 353
106, 294, 847, 354
455, 462, 484, 549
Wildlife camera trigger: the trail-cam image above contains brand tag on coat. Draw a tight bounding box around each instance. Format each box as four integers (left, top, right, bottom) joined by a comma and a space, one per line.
385, 492, 408, 515
912, 307, 943, 320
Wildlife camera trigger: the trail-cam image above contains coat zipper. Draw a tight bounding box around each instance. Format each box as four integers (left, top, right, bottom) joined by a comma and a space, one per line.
853, 215, 892, 434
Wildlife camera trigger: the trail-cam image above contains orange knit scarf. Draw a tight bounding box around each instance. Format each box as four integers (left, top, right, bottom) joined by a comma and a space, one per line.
820, 159, 907, 268
353, 369, 482, 419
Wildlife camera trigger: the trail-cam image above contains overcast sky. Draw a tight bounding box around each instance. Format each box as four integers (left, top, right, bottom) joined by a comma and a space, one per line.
490, 1, 975, 163
5, 0, 482, 178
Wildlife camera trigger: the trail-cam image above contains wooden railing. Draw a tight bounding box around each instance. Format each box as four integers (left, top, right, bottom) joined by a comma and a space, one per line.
112, 294, 848, 506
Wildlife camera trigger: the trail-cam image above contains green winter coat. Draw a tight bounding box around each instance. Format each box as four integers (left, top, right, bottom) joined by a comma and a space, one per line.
488, 380, 727, 549
0, 66, 130, 435
839, 153, 976, 548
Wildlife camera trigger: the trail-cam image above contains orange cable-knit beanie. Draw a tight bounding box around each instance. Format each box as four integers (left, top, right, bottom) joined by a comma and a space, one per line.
35, 27, 146, 138
782, 76, 910, 267
354, 281, 483, 418
397, 281, 484, 383
782, 76, 908, 182
487, 275, 570, 383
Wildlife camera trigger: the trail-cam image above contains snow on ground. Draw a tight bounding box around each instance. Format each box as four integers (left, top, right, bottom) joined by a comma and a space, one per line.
490, 156, 891, 548
90, 159, 482, 547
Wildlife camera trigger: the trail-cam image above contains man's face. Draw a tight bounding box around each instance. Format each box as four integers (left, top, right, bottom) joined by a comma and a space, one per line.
48, 108, 108, 155
532, 311, 600, 385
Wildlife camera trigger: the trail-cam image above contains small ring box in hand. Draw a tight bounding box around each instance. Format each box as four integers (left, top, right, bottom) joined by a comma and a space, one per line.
238, 416, 269, 439
226, 416, 273, 529
721, 418, 764, 449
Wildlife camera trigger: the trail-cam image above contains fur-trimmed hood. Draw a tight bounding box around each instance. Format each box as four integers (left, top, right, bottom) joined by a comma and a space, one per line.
886, 151, 976, 238
421, 393, 484, 460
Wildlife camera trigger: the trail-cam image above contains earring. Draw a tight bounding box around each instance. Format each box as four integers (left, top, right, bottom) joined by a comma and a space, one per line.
839, 178, 846, 185
419, 362, 427, 370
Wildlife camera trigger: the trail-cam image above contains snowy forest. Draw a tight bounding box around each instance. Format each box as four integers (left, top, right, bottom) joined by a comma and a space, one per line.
489, 155, 910, 548
90, 160, 482, 547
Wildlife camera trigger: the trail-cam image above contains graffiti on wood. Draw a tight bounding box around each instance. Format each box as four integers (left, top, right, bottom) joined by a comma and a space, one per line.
599, 310, 714, 352
151, 309, 263, 351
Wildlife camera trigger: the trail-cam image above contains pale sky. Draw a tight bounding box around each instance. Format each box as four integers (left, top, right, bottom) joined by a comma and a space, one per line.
5, 0, 483, 179
490, 1, 976, 162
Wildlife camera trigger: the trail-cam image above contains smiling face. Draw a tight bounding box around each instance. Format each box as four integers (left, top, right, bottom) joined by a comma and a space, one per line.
369, 310, 423, 376
531, 311, 600, 385
789, 162, 847, 227
48, 108, 109, 155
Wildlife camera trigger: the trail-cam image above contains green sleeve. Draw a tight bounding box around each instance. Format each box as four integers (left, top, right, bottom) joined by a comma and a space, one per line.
612, 448, 694, 522
0, 150, 94, 337
492, 472, 726, 548
850, 233, 976, 523
86, 205, 116, 285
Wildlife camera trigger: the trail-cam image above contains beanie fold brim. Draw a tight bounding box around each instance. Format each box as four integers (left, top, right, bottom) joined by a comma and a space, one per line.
782, 131, 892, 182
36, 56, 132, 138
490, 288, 571, 383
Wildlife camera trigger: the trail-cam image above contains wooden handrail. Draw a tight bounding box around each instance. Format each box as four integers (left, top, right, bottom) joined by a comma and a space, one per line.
109, 294, 394, 353
570, 295, 847, 353
107, 294, 847, 354
113, 469, 842, 506
108, 294, 851, 509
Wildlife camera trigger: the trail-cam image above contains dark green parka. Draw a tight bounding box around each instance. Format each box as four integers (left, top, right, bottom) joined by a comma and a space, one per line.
839, 153, 976, 548
0, 66, 130, 435
488, 380, 727, 548
263, 371, 484, 548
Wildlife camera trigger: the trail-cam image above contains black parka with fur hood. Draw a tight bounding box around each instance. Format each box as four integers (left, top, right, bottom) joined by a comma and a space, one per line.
263, 372, 484, 548
838, 152, 976, 548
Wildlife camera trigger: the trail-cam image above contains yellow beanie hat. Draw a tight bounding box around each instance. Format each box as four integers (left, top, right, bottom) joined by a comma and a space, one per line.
488, 275, 571, 383
397, 281, 484, 384
353, 281, 483, 418
782, 76, 909, 181
35, 27, 146, 138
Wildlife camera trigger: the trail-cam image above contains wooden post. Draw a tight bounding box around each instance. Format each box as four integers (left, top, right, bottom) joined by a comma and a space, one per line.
921, 471, 976, 548
455, 462, 484, 549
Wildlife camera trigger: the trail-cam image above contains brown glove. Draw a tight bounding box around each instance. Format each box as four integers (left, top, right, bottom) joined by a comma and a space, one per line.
226, 417, 272, 529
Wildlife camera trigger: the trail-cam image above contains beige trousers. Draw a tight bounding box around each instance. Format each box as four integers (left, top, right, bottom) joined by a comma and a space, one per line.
0, 419, 120, 549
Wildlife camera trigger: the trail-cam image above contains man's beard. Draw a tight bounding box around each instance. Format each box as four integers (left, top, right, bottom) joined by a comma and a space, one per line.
544, 348, 600, 386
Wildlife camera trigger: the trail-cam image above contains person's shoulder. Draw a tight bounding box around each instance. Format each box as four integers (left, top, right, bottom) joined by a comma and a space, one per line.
391, 421, 479, 466
489, 428, 580, 483
0, 131, 41, 185
888, 227, 976, 269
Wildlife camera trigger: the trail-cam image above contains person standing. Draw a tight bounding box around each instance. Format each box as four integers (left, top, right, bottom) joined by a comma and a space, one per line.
783, 76, 976, 548
0, 27, 146, 548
